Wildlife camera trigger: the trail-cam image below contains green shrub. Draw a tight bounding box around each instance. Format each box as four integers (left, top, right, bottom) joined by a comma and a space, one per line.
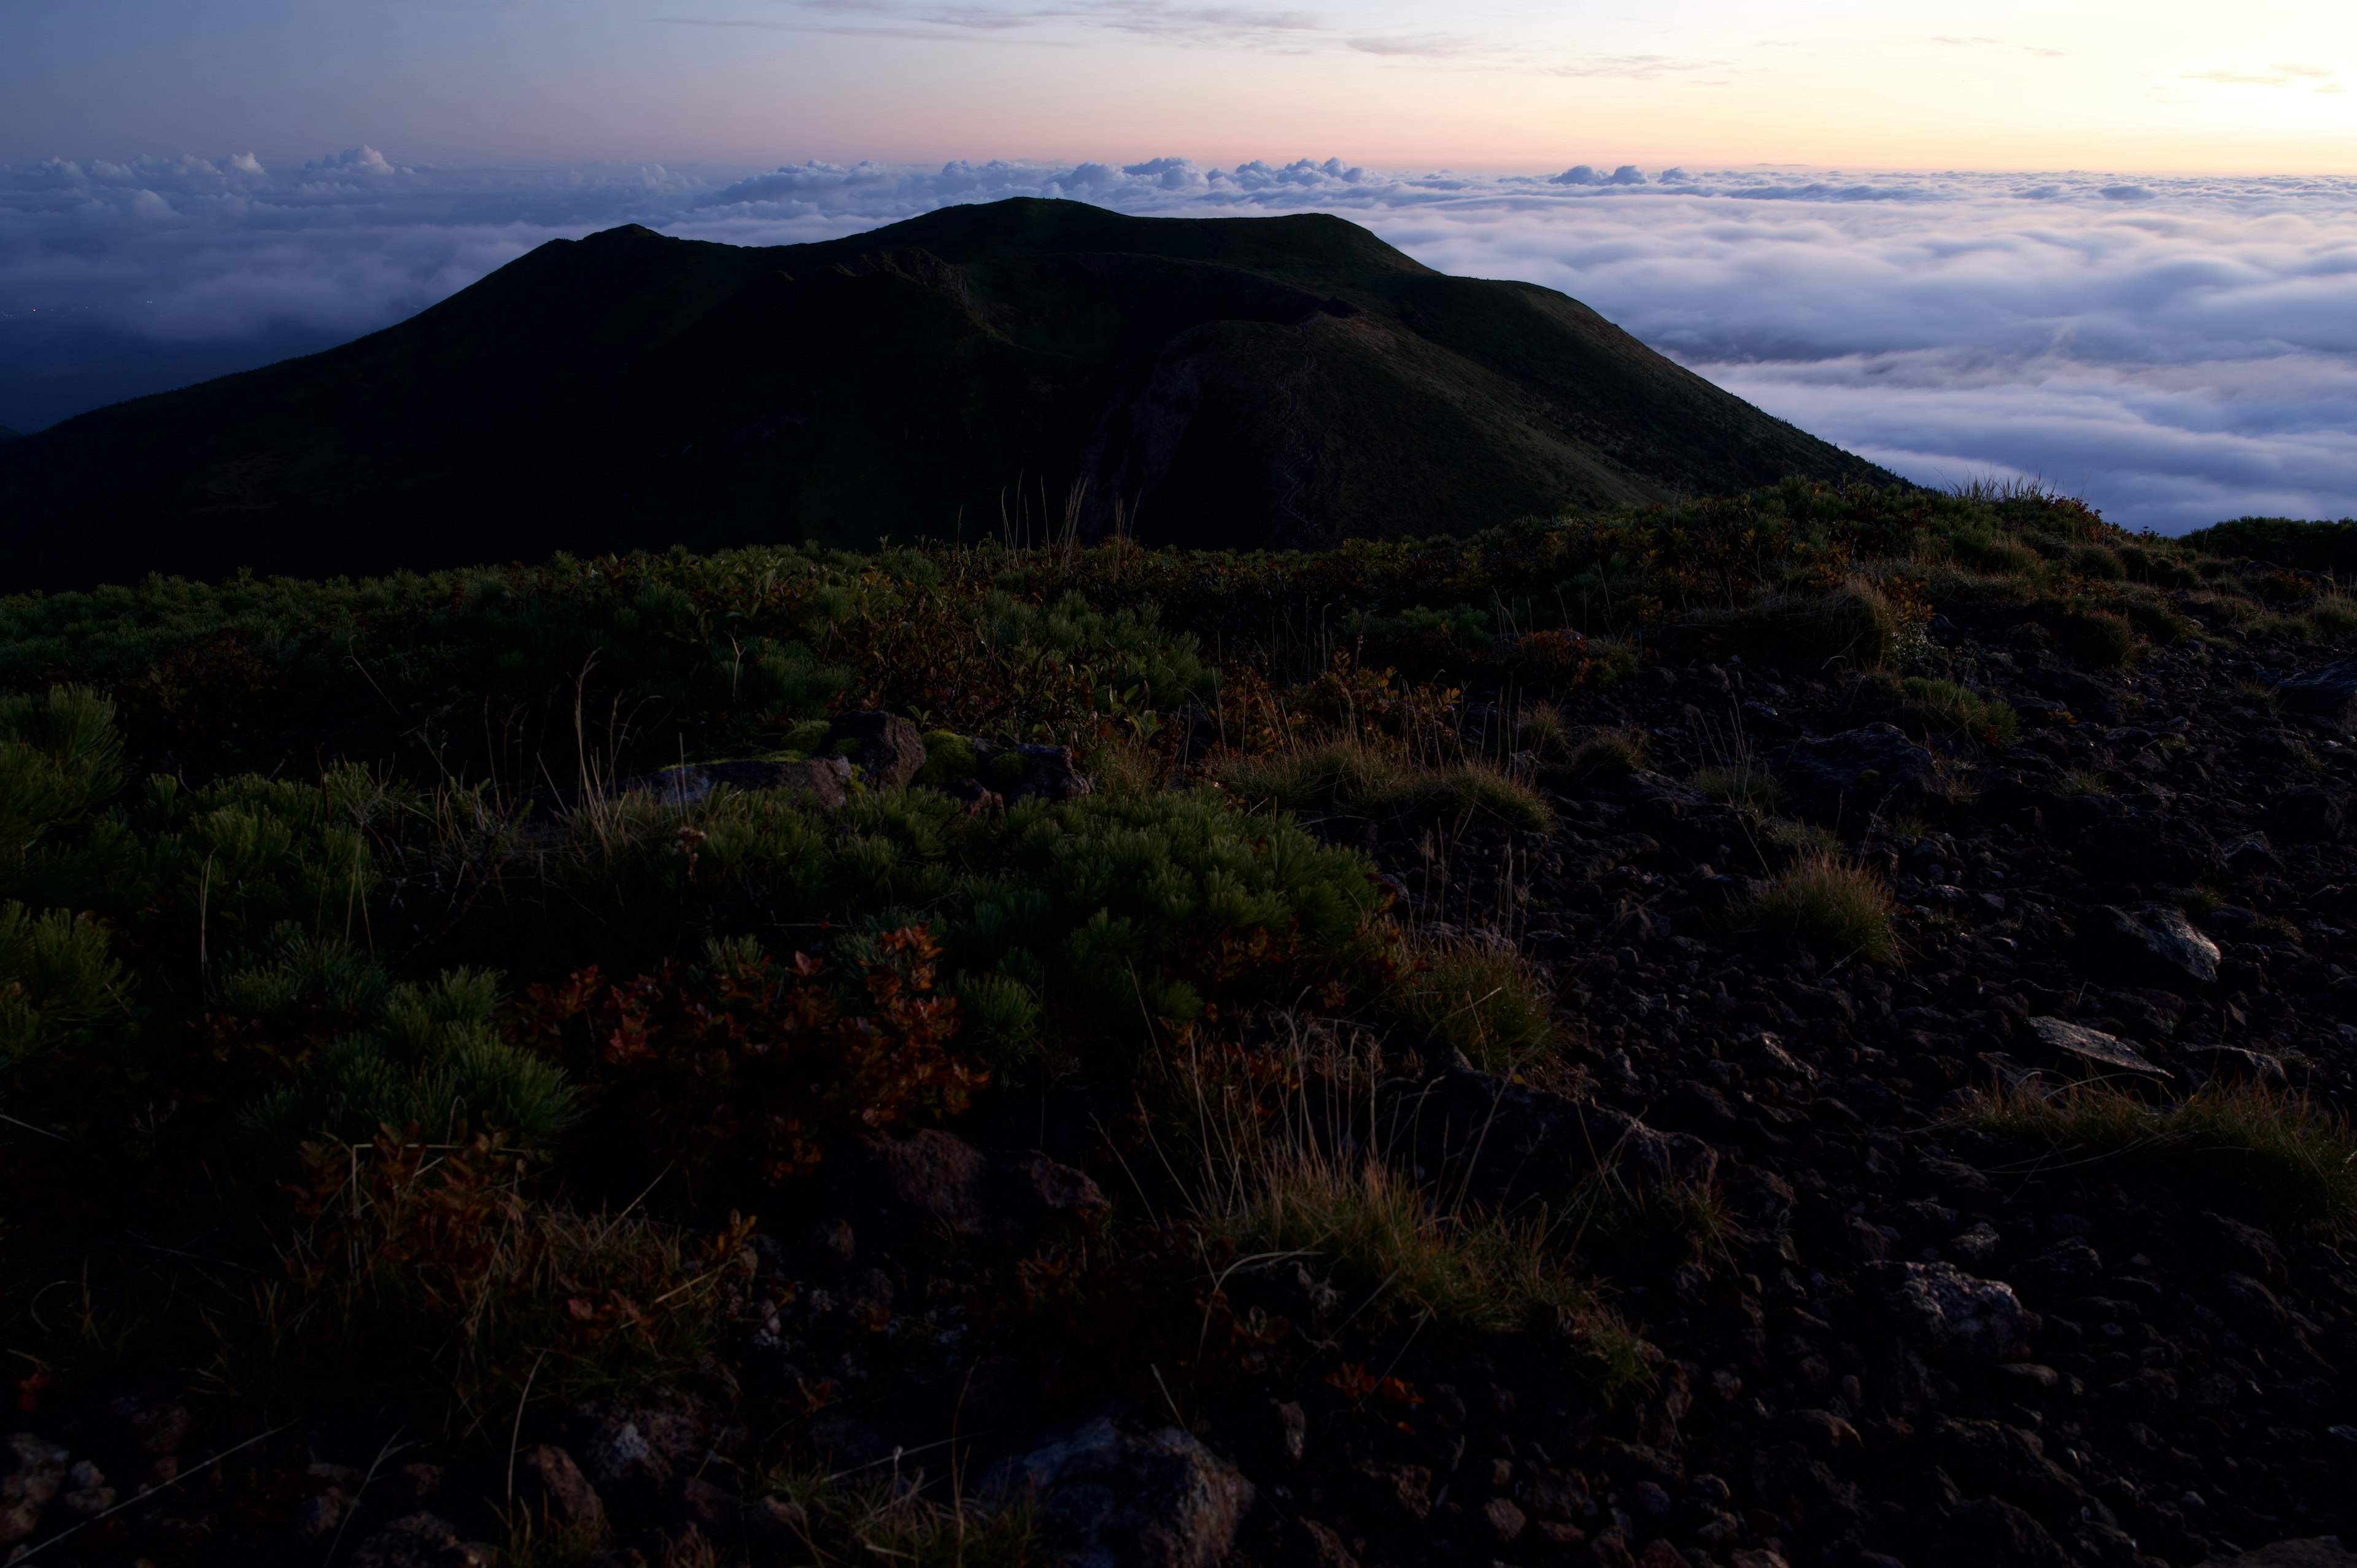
0, 685, 125, 857
236, 941, 576, 1154
2180, 517, 2357, 574
1947, 527, 2042, 577
911, 729, 978, 786
1714, 579, 1898, 668
0, 902, 123, 1062
2120, 597, 2197, 644
2049, 604, 2136, 667
2070, 546, 2127, 581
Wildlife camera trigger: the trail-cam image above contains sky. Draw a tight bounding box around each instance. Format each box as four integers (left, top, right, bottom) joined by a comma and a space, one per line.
3, 1, 2355, 531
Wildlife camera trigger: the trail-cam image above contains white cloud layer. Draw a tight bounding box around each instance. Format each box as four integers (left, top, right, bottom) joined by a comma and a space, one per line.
5, 150, 2355, 534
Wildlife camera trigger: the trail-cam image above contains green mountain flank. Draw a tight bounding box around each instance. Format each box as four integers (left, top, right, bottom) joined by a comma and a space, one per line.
0, 198, 1893, 593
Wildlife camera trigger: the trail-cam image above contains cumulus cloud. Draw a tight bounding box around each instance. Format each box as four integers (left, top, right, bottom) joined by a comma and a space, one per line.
4, 150, 2355, 531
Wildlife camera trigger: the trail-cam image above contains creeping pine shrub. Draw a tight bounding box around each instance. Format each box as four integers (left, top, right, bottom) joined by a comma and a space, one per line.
234, 941, 576, 1154
0, 902, 123, 1062
234, 1128, 754, 1424
0, 685, 125, 857
508, 927, 978, 1202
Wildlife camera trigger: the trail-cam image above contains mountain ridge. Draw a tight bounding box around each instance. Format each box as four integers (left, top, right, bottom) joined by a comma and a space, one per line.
0, 199, 1898, 591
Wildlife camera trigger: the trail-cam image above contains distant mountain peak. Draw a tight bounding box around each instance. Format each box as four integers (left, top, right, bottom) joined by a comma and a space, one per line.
0, 197, 1894, 592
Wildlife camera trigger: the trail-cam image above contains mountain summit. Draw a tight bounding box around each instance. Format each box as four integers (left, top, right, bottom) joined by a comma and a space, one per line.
0, 199, 1894, 590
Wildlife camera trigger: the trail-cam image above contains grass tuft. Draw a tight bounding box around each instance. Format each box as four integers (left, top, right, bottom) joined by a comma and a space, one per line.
1739, 851, 1901, 963
1388, 937, 1555, 1072
1896, 677, 2021, 746
1689, 763, 1787, 813
754, 1474, 1042, 1568
1962, 1081, 2357, 1236
1566, 727, 1650, 777
1217, 740, 1550, 832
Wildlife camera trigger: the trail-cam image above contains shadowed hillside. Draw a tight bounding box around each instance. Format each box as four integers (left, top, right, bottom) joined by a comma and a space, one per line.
0, 199, 1895, 590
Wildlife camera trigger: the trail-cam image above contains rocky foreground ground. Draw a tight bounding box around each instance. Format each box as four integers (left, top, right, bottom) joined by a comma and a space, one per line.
6, 612, 2357, 1568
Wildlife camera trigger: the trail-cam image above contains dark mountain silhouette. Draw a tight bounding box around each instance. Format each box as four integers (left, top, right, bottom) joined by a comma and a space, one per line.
0, 199, 1896, 591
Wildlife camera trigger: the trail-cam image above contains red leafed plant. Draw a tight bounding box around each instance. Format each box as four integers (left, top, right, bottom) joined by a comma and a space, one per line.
248, 1127, 756, 1426
506, 925, 981, 1201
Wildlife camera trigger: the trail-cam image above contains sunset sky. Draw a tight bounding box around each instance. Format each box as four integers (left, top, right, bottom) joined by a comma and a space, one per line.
6, 2, 2354, 529
6, 0, 2351, 173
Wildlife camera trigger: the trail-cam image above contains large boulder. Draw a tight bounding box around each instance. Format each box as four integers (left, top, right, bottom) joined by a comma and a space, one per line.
2027, 1016, 2169, 1077
989, 1415, 1254, 1568
1409, 1067, 1714, 1208
829, 711, 929, 789
1780, 724, 1948, 825
827, 1130, 1111, 1251
2271, 655, 2357, 722
513, 1445, 605, 1539
605, 755, 851, 811
974, 741, 1093, 806
2076, 813, 2222, 884
2203, 1541, 2357, 1568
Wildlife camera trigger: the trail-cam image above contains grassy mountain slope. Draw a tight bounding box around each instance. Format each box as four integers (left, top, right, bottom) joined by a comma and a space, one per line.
0, 199, 1895, 591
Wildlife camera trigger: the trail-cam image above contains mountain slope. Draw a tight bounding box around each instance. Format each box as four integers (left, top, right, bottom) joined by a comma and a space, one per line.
0, 199, 1897, 590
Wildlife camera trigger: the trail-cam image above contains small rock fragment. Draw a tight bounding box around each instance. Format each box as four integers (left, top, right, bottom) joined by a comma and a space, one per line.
1871, 1260, 2037, 1361
2087, 903, 2220, 987
349, 1513, 497, 1568
989, 1415, 1253, 1568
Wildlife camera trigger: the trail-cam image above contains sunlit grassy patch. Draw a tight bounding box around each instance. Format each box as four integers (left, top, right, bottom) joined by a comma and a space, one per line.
1963, 1080, 2357, 1236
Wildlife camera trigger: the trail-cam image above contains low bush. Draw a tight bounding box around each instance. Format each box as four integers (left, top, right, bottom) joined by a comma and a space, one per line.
225, 1129, 756, 1427
2048, 604, 2136, 667
2181, 517, 2357, 574
1739, 852, 1900, 963
508, 928, 979, 1203
0, 902, 123, 1064
1963, 1081, 2357, 1236
1711, 579, 1899, 669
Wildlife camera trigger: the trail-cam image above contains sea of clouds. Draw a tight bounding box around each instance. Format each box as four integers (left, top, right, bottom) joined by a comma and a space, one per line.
6, 149, 2355, 534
